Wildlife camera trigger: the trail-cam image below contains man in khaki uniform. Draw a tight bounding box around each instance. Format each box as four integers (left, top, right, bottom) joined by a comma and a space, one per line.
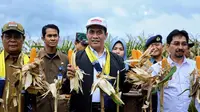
37, 24, 70, 112
0, 22, 35, 112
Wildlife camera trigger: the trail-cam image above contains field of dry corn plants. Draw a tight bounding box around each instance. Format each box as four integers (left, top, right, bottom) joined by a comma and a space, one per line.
0, 34, 200, 59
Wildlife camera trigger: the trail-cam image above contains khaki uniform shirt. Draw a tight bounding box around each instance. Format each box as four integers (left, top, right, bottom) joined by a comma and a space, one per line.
37, 49, 70, 112
0, 52, 25, 112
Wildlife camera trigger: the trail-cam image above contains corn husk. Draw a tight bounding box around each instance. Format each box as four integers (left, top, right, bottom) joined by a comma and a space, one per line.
186, 56, 200, 111
126, 46, 177, 112
41, 79, 70, 112
91, 69, 124, 105
69, 51, 86, 94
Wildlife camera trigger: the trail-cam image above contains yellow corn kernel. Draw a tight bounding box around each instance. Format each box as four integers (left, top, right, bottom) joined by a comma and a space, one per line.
196, 56, 200, 69
68, 49, 73, 64
29, 47, 37, 63
162, 58, 168, 69
136, 50, 142, 59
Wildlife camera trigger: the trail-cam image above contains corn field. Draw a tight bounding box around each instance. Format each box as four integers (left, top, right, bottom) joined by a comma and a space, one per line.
0, 34, 200, 59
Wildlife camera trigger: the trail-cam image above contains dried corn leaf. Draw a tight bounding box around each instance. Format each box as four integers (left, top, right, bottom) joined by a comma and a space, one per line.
91, 71, 124, 105
111, 93, 124, 105
0, 98, 3, 103
49, 83, 57, 98
24, 72, 32, 90
69, 52, 85, 94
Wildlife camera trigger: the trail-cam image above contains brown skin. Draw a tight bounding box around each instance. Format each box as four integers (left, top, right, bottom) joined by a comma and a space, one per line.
74, 41, 87, 51
67, 25, 108, 77
42, 28, 59, 54
86, 25, 108, 56
1, 30, 25, 55
112, 42, 125, 57
149, 42, 163, 62
184, 46, 190, 58
167, 35, 188, 65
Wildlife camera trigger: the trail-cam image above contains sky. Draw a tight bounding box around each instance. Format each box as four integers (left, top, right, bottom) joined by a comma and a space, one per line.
0, 0, 200, 42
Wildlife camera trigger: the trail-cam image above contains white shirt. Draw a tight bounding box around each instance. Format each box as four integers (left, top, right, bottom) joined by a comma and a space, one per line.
89, 47, 106, 102
151, 56, 200, 112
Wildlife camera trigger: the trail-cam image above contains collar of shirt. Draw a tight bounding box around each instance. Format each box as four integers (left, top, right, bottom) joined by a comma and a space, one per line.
4, 51, 22, 63
89, 46, 107, 58
38, 48, 62, 59
150, 57, 157, 64
90, 46, 107, 103
167, 56, 189, 66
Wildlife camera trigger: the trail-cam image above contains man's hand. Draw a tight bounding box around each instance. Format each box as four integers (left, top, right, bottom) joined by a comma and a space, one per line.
67, 64, 75, 79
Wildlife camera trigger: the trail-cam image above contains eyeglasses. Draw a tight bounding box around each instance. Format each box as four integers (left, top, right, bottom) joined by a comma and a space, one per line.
170, 41, 188, 46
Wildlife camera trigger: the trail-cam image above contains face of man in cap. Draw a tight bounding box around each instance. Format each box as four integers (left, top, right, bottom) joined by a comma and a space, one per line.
87, 25, 107, 51
167, 35, 188, 59
1, 30, 25, 55
149, 42, 163, 57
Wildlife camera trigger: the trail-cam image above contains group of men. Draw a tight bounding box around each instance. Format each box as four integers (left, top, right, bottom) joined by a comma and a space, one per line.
145, 30, 199, 112
0, 16, 199, 112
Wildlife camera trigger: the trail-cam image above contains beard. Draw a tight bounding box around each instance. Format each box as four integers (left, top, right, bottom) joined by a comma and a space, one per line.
174, 49, 184, 58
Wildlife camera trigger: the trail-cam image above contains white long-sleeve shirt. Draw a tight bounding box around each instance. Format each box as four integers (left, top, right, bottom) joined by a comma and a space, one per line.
89, 47, 106, 102
151, 56, 200, 112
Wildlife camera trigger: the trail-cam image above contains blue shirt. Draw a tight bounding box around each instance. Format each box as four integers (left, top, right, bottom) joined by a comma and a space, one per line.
151, 56, 200, 112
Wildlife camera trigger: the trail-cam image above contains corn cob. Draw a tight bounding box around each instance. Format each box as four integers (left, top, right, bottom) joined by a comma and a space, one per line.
68, 49, 73, 64
130, 49, 142, 66
29, 47, 37, 63
91, 71, 124, 105
196, 56, 200, 71
69, 51, 85, 94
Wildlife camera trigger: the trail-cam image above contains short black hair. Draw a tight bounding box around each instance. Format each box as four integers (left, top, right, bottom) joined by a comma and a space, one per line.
86, 26, 107, 34
167, 29, 189, 44
42, 24, 59, 37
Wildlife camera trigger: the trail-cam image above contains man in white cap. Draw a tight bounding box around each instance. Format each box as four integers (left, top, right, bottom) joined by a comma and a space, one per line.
67, 17, 132, 112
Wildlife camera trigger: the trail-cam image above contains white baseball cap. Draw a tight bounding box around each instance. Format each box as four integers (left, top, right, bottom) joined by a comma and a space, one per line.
86, 17, 107, 29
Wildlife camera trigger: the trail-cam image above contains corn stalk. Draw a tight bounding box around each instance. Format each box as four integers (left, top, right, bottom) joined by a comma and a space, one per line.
116, 71, 120, 112
160, 86, 164, 112
126, 47, 177, 112
100, 90, 105, 112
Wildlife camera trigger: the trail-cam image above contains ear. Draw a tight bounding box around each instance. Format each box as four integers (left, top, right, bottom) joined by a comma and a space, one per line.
23, 36, 25, 41
105, 32, 108, 40
74, 41, 78, 45
166, 44, 170, 53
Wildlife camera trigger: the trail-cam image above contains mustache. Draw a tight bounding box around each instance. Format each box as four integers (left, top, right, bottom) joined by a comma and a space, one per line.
175, 49, 184, 53
91, 39, 100, 42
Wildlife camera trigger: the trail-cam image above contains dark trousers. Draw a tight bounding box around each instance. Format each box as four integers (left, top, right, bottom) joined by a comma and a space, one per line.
92, 102, 101, 112
152, 93, 157, 112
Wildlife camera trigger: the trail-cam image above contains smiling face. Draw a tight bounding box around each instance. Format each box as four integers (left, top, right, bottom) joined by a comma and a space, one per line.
112, 42, 125, 57
1, 30, 24, 54
86, 25, 107, 51
42, 28, 59, 48
149, 42, 163, 57
167, 35, 188, 59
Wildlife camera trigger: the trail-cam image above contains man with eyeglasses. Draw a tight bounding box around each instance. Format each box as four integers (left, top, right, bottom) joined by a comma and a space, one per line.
37, 24, 70, 112
151, 29, 200, 112
0, 22, 36, 112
